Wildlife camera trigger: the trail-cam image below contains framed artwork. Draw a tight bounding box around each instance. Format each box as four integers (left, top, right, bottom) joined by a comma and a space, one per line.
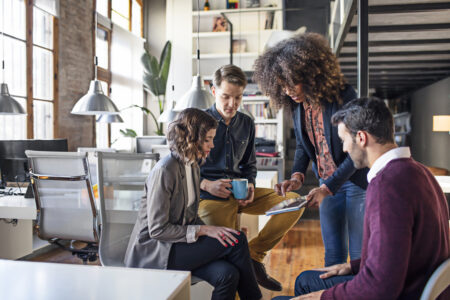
212, 16, 228, 32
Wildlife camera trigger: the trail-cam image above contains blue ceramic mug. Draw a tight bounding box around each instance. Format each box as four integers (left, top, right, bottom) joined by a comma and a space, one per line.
231, 178, 248, 200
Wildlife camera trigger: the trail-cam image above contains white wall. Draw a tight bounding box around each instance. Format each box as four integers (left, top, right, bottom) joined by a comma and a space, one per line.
410, 76, 450, 170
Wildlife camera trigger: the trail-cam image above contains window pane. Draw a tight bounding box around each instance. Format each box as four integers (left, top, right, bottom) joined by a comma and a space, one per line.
0, 97, 27, 139
111, 10, 129, 30
96, 28, 109, 70
2, 37, 27, 97
96, 0, 109, 17
2, 0, 26, 40
132, 0, 142, 37
112, 0, 129, 18
33, 100, 53, 139
96, 80, 110, 148
33, 47, 53, 100
33, 6, 53, 49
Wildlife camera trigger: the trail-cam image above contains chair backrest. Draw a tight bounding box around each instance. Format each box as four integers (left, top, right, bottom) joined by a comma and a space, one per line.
135, 136, 166, 153
77, 147, 117, 185
421, 258, 450, 300
97, 152, 159, 266
151, 144, 171, 159
25, 150, 99, 243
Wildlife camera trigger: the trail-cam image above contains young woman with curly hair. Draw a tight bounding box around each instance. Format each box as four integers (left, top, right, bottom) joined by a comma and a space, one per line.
125, 108, 262, 300
253, 33, 369, 267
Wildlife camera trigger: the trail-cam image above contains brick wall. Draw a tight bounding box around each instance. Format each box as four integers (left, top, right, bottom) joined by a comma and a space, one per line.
57, 0, 95, 150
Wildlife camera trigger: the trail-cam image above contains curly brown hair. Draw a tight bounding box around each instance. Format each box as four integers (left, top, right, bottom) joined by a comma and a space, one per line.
167, 108, 218, 163
253, 33, 347, 109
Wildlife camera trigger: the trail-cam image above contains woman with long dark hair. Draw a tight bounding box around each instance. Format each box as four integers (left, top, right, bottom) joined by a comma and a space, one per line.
253, 33, 368, 267
124, 108, 262, 300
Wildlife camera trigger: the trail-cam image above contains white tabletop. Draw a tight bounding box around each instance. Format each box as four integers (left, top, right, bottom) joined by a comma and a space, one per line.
0, 195, 36, 219
435, 176, 450, 193
0, 259, 190, 300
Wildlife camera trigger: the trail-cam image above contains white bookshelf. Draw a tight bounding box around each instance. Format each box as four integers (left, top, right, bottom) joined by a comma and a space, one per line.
166, 0, 285, 181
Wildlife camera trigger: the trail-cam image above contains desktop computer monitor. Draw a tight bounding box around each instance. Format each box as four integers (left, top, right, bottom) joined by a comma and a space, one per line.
135, 136, 166, 153
0, 139, 68, 187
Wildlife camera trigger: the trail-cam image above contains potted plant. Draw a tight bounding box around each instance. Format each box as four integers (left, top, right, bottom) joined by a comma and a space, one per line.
141, 41, 172, 136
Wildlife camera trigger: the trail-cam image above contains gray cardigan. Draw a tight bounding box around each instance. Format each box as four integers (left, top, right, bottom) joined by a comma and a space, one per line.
124, 153, 204, 269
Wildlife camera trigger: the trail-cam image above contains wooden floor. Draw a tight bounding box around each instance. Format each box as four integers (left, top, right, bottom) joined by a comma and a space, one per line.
27, 219, 324, 299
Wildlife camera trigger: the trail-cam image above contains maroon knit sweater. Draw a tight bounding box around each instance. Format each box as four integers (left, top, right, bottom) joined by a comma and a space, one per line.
322, 158, 450, 300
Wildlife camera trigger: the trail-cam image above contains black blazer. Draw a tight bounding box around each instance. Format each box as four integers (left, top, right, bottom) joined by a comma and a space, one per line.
291, 85, 368, 194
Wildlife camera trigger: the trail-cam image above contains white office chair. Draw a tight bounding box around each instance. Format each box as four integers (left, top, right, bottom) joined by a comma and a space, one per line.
420, 258, 450, 300
97, 151, 213, 299
96, 152, 159, 266
26, 150, 100, 264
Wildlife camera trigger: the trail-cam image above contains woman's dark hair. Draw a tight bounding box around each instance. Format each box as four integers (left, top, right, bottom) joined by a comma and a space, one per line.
167, 108, 218, 163
331, 97, 395, 145
253, 33, 347, 109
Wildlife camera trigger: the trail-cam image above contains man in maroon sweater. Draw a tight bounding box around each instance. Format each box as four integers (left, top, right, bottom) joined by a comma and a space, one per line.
273, 97, 450, 300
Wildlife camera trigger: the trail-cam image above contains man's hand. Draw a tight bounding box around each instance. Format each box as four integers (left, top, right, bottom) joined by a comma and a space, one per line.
237, 183, 255, 207
313, 262, 352, 279
306, 185, 331, 207
275, 178, 302, 196
200, 179, 232, 198
292, 290, 324, 300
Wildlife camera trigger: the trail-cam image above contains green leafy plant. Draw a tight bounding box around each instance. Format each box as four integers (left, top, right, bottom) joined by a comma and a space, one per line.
140, 41, 172, 135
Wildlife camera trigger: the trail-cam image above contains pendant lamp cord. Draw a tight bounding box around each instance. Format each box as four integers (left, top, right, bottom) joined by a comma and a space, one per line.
94, 9, 98, 80
1, 0, 5, 84
196, 0, 200, 75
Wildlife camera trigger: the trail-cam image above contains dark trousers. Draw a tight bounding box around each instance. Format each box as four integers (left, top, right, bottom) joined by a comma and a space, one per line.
272, 270, 354, 299
167, 232, 262, 300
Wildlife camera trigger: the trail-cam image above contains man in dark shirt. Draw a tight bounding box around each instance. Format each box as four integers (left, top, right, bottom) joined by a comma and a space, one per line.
274, 97, 450, 300
198, 64, 304, 291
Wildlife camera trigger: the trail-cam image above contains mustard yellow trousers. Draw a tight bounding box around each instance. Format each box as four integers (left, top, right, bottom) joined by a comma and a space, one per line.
198, 188, 304, 262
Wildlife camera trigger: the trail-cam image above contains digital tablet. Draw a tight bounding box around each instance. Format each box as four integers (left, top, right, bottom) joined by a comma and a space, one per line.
265, 196, 308, 216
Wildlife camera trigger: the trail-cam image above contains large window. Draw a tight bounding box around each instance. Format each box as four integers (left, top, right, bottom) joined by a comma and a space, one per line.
95, 0, 144, 149
0, 0, 58, 140
99, 0, 143, 37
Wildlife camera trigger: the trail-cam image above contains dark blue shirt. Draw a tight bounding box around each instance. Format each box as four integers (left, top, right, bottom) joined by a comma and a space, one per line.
200, 104, 257, 200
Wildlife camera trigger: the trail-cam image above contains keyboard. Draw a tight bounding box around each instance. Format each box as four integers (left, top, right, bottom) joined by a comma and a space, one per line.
0, 187, 26, 196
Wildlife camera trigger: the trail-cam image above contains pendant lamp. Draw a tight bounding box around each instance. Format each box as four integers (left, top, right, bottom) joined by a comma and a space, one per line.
71, 11, 119, 115
158, 86, 178, 123
174, 0, 214, 111
96, 113, 124, 123
0, 0, 25, 115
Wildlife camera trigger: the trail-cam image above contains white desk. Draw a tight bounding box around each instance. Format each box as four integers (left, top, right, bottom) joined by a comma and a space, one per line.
0, 195, 138, 259
436, 176, 450, 193
0, 195, 39, 259
0, 259, 190, 300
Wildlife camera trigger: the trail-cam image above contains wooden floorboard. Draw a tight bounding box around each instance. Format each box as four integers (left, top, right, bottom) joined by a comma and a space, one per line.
27, 219, 324, 299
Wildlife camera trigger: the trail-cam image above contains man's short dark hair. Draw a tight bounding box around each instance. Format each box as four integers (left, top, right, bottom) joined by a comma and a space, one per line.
331, 97, 395, 144
213, 64, 247, 88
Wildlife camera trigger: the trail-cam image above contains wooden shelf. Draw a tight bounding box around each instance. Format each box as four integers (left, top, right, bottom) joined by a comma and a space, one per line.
254, 119, 278, 124
193, 6, 280, 17
195, 30, 275, 38
192, 52, 259, 59
243, 96, 269, 101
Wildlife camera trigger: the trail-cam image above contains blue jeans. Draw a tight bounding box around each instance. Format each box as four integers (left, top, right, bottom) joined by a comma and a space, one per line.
319, 180, 366, 266
272, 270, 354, 299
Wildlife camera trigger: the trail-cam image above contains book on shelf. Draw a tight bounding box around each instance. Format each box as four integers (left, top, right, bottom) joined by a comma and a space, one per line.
243, 103, 274, 119
255, 124, 277, 140
264, 11, 274, 29
256, 152, 279, 157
